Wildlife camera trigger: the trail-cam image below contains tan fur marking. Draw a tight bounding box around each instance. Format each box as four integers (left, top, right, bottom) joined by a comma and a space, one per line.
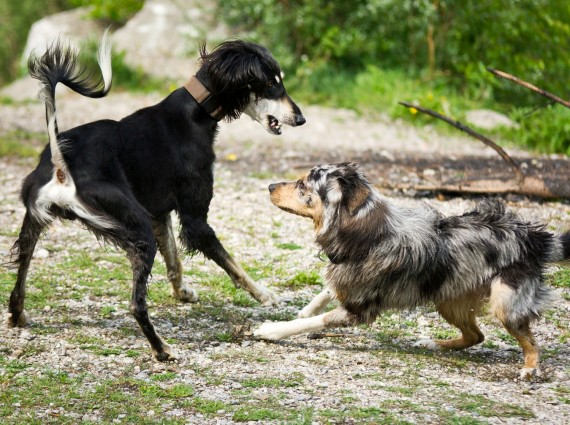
56, 168, 66, 184
489, 278, 514, 324
347, 185, 369, 214
270, 178, 323, 226
434, 294, 485, 349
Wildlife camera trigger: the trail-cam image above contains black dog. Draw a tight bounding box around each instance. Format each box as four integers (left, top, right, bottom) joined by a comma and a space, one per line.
7, 32, 305, 360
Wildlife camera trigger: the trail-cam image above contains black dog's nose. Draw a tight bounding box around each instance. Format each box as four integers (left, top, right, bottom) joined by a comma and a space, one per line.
268, 183, 277, 193
295, 115, 306, 126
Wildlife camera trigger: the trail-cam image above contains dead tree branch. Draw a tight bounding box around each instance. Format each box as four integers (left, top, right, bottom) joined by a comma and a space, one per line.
398, 101, 525, 184
487, 68, 570, 110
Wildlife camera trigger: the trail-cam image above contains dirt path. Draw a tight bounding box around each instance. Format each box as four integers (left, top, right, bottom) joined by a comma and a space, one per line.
1, 91, 569, 424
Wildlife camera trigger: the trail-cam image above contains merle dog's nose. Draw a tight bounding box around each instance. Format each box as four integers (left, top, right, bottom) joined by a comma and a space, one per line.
295, 115, 306, 126
268, 183, 277, 193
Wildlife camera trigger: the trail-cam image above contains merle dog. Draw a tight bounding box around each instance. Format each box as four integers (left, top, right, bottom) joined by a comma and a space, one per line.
256, 163, 566, 379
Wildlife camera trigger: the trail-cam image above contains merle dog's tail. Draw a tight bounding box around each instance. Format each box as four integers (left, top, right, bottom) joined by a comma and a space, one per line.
548, 231, 570, 264
28, 30, 112, 172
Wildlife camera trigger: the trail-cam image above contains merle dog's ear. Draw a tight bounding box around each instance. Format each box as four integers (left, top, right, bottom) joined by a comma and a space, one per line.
336, 165, 370, 215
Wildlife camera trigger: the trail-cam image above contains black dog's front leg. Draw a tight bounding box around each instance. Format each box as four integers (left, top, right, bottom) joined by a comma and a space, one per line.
180, 216, 279, 306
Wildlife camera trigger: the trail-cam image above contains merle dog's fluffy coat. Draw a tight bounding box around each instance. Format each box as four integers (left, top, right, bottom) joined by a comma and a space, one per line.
7, 32, 305, 360
255, 162, 567, 379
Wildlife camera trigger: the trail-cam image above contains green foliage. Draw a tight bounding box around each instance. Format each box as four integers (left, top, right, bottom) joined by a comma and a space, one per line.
78, 39, 168, 93
504, 105, 570, 155
69, 0, 143, 24
0, 0, 70, 85
221, 0, 570, 104
221, 0, 570, 154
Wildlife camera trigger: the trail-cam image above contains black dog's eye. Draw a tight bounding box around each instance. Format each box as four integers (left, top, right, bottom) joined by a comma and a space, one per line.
267, 80, 274, 87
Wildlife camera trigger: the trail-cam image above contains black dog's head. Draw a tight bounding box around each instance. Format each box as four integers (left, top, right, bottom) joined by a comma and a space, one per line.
198, 40, 305, 134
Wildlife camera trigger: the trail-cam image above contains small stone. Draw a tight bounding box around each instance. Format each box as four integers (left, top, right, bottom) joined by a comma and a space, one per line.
34, 248, 49, 259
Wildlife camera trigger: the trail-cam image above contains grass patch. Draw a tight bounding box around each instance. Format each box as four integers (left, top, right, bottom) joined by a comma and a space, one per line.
284, 270, 323, 288
241, 372, 304, 389
0, 130, 43, 158
276, 242, 303, 250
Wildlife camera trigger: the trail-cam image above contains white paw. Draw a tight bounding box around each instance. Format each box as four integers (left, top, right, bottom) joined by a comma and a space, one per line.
258, 288, 280, 306
297, 307, 314, 318
171, 283, 199, 303
519, 367, 541, 381
413, 339, 442, 351
254, 322, 287, 341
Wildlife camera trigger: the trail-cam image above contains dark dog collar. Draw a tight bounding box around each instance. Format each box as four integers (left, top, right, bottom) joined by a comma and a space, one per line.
184, 76, 225, 122
325, 251, 348, 264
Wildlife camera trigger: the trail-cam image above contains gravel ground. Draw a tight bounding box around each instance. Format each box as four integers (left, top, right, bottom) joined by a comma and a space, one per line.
1, 89, 569, 424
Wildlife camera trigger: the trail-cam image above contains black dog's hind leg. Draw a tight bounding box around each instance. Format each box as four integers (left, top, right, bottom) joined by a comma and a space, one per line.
152, 215, 198, 302
7, 213, 46, 328
180, 215, 279, 306
81, 183, 176, 361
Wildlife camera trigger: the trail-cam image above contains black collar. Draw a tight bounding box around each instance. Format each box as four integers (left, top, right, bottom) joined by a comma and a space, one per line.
326, 251, 348, 264
184, 76, 225, 121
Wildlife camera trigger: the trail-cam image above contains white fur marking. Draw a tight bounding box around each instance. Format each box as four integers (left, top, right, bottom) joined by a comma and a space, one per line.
98, 28, 113, 93
254, 315, 326, 340
32, 170, 115, 230
413, 339, 442, 351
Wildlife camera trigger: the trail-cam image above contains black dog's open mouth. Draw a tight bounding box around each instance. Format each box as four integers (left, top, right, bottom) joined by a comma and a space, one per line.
268, 115, 282, 135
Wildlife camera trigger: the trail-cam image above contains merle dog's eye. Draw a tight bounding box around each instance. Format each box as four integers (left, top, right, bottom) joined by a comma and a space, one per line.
296, 180, 305, 190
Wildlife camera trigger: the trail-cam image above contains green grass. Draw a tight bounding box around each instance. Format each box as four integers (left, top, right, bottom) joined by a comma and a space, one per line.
290, 64, 569, 155
0, 130, 44, 158
240, 372, 304, 388
287, 270, 322, 287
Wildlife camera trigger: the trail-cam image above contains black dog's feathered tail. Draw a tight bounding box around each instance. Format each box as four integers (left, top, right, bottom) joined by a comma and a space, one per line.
28, 30, 113, 172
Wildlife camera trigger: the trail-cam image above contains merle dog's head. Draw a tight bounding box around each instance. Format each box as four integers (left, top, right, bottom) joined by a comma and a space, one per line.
268, 163, 377, 230
198, 40, 305, 134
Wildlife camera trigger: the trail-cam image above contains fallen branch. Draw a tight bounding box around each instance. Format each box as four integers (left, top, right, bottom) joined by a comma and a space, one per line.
398, 101, 525, 184
385, 176, 570, 199
487, 68, 570, 109
307, 333, 354, 340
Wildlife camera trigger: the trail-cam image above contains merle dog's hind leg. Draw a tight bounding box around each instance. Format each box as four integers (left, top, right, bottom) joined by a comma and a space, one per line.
489, 276, 542, 380
415, 295, 485, 350
152, 215, 198, 302
8, 212, 46, 328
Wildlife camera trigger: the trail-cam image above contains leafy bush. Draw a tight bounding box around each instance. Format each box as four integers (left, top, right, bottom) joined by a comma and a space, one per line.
69, 0, 143, 24
220, 0, 570, 154
0, 0, 69, 86
221, 0, 570, 106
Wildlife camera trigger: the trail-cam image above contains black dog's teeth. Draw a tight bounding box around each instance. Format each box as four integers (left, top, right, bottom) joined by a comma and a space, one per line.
269, 115, 282, 132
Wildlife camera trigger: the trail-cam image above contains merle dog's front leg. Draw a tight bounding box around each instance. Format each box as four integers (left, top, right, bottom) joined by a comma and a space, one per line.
181, 216, 279, 306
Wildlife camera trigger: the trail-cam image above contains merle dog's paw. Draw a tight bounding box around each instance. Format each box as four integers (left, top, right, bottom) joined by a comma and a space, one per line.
254, 322, 286, 341
413, 339, 442, 351
519, 367, 541, 381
